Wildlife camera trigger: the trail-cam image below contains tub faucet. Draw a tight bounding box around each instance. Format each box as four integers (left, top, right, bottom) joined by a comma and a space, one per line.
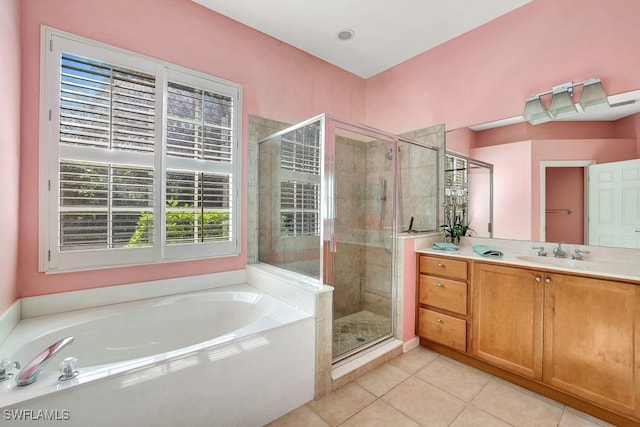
553, 242, 566, 258
16, 336, 74, 386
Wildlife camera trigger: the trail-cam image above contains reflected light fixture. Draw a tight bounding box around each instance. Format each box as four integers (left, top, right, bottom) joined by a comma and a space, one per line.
579, 78, 610, 111
548, 83, 578, 119
523, 77, 609, 124
523, 96, 551, 124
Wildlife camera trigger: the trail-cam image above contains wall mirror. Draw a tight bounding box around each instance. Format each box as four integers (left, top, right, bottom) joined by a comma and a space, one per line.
445, 90, 640, 249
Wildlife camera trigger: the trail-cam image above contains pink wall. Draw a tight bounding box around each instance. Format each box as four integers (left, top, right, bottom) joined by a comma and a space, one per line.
471, 141, 533, 240
615, 114, 640, 155
10, 0, 640, 340
0, 0, 21, 313
367, 0, 640, 134
18, 0, 366, 298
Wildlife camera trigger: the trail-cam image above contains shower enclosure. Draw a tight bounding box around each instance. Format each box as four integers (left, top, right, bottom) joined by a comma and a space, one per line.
258, 114, 439, 362
444, 153, 494, 238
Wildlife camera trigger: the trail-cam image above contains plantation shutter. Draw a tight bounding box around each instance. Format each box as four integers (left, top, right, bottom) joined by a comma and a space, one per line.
279, 124, 320, 237
58, 53, 156, 251
164, 80, 235, 245
44, 29, 241, 272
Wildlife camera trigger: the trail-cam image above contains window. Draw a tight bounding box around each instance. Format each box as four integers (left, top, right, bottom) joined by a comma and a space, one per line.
40, 28, 241, 272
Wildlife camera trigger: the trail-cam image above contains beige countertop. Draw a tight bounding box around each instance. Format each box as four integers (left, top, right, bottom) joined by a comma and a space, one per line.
414, 235, 640, 283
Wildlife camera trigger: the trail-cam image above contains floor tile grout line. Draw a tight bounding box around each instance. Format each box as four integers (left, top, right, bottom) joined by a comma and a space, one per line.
295, 348, 611, 427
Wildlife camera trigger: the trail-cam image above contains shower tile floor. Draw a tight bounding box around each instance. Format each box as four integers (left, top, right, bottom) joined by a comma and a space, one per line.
333, 310, 391, 358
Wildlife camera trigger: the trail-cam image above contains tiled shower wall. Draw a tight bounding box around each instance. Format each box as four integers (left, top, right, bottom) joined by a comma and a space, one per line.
333, 135, 368, 318
248, 116, 291, 264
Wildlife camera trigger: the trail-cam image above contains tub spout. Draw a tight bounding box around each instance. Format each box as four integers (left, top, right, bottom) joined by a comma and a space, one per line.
16, 336, 74, 386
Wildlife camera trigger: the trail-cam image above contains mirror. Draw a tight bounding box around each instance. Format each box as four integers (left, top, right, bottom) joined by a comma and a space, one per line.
446, 92, 640, 249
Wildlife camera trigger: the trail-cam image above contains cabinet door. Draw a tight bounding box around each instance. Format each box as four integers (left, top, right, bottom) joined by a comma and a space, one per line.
544, 273, 640, 417
472, 263, 544, 380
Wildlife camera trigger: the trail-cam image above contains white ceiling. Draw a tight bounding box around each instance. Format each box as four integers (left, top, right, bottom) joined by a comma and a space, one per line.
192, 0, 533, 78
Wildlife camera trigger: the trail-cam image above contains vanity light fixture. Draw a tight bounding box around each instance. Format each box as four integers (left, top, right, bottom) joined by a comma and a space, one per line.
579, 78, 610, 111
523, 96, 551, 124
548, 83, 578, 119
523, 77, 610, 124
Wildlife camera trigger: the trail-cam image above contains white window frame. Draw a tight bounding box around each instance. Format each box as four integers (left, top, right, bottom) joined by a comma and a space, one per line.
39, 27, 242, 273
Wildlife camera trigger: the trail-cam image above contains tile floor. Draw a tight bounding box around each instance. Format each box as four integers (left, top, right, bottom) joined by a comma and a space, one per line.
268, 346, 615, 427
333, 310, 391, 358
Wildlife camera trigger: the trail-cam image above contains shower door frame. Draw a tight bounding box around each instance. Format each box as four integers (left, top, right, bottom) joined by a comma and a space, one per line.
324, 116, 401, 363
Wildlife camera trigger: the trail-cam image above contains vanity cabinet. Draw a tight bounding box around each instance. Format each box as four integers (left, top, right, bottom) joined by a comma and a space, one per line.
543, 273, 640, 417
416, 255, 469, 352
471, 263, 544, 380
417, 254, 640, 423
471, 262, 640, 420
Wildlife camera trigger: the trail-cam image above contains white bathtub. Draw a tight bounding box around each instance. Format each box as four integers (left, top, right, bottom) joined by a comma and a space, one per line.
0, 282, 316, 426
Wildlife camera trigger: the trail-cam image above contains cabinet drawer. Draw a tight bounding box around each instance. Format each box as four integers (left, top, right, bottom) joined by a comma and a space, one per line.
419, 275, 467, 315
418, 308, 466, 352
419, 256, 467, 280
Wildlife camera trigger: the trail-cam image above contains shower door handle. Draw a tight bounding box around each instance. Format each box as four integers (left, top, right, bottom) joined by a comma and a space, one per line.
330, 233, 338, 253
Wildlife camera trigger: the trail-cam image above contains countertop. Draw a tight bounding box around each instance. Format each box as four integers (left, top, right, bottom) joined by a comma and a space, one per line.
415, 235, 640, 283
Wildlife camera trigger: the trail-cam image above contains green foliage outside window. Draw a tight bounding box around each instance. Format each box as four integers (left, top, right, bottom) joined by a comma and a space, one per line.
128, 200, 230, 246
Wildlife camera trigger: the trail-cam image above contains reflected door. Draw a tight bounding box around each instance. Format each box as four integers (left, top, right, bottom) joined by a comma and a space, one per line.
588, 159, 640, 248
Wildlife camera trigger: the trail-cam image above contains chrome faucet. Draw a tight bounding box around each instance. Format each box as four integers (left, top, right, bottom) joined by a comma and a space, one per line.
571, 249, 590, 260
16, 336, 74, 386
552, 242, 566, 258
532, 246, 547, 256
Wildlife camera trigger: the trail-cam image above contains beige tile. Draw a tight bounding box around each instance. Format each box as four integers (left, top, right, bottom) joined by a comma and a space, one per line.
492, 376, 565, 409
560, 407, 615, 427
266, 404, 330, 427
307, 381, 376, 426
415, 356, 491, 402
332, 370, 356, 391
384, 345, 403, 362
449, 405, 512, 427
388, 346, 439, 374
382, 376, 466, 426
355, 354, 386, 377
341, 399, 420, 427
356, 363, 410, 397
472, 378, 564, 427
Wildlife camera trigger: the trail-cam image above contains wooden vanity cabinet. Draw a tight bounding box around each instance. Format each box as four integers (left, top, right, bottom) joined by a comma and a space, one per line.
417, 255, 469, 352
471, 262, 544, 380
543, 273, 640, 418
471, 262, 640, 420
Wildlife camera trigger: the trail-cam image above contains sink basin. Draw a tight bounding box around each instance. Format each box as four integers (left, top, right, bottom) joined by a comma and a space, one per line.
515, 255, 640, 278
515, 255, 587, 269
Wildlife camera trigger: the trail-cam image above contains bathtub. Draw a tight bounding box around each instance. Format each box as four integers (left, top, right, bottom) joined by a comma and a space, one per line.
0, 282, 316, 426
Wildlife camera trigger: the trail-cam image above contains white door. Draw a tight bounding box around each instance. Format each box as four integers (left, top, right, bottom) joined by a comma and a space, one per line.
588, 159, 640, 248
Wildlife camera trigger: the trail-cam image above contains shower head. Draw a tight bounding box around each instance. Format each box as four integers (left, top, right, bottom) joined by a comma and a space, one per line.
385, 146, 401, 160
385, 149, 393, 160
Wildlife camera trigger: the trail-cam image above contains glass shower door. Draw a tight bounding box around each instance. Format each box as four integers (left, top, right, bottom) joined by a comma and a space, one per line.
328, 121, 396, 362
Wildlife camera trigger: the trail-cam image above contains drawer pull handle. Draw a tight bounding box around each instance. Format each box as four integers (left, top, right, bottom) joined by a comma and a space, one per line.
437, 263, 444, 268
436, 318, 442, 323
437, 283, 443, 288
535, 277, 541, 282
545, 278, 552, 284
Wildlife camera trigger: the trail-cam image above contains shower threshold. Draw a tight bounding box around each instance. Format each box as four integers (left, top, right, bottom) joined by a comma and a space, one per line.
331, 337, 403, 382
